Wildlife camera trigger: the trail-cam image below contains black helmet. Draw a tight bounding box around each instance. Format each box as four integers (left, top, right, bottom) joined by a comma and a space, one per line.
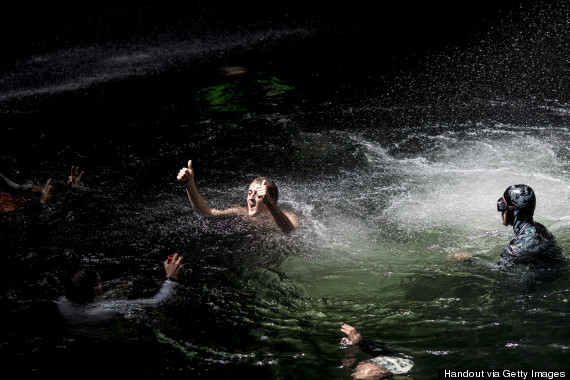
497, 184, 536, 225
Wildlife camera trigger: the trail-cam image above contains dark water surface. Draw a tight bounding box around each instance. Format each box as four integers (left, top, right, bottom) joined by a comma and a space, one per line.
1, 1, 569, 379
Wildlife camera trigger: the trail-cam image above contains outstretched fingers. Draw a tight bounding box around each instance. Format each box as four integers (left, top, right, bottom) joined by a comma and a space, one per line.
165, 253, 183, 265
341, 324, 353, 335
67, 166, 84, 188
340, 323, 361, 345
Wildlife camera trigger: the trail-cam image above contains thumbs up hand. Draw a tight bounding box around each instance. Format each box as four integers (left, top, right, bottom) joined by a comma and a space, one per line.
254, 180, 272, 204
177, 160, 195, 186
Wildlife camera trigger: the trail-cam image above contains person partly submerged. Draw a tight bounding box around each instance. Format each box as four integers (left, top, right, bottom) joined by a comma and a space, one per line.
0, 160, 84, 212
56, 253, 184, 324
496, 184, 563, 269
340, 323, 414, 379
176, 159, 298, 233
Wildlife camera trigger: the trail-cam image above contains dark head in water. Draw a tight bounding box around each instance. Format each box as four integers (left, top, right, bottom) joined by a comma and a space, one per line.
497, 184, 536, 226
0, 155, 32, 192
65, 268, 103, 304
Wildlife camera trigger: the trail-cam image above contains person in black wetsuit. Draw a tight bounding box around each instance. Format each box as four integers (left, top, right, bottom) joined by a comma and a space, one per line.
497, 184, 563, 269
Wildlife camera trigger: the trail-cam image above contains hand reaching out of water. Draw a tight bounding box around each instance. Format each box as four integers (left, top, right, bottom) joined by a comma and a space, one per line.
177, 160, 195, 187
40, 178, 53, 204
164, 253, 184, 280
67, 166, 84, 188
341, 323, 363, 346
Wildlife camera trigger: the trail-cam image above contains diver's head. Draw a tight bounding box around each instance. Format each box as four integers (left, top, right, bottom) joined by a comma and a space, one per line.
497, 184, 536, 226
66, 268, 103, 304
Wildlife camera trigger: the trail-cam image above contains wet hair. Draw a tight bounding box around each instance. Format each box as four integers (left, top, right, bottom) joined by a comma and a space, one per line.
65, 268, 101, 304
251, 177, 278, 204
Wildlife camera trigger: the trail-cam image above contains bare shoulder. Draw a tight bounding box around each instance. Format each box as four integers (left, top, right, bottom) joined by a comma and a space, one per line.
283, 210, 300, 228
211, 207, 248, 218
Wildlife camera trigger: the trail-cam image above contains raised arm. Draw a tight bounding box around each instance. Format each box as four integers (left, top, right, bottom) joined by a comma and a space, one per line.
40, 178, 53, 204
86, 254, 184, 307
177, 160, 216, 217
142, 253, 184, 304
123, 254, 185, 304
255, 180, 298, 233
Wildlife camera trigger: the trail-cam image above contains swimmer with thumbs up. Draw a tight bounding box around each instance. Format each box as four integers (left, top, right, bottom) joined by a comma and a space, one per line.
177, 160, 298, 233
